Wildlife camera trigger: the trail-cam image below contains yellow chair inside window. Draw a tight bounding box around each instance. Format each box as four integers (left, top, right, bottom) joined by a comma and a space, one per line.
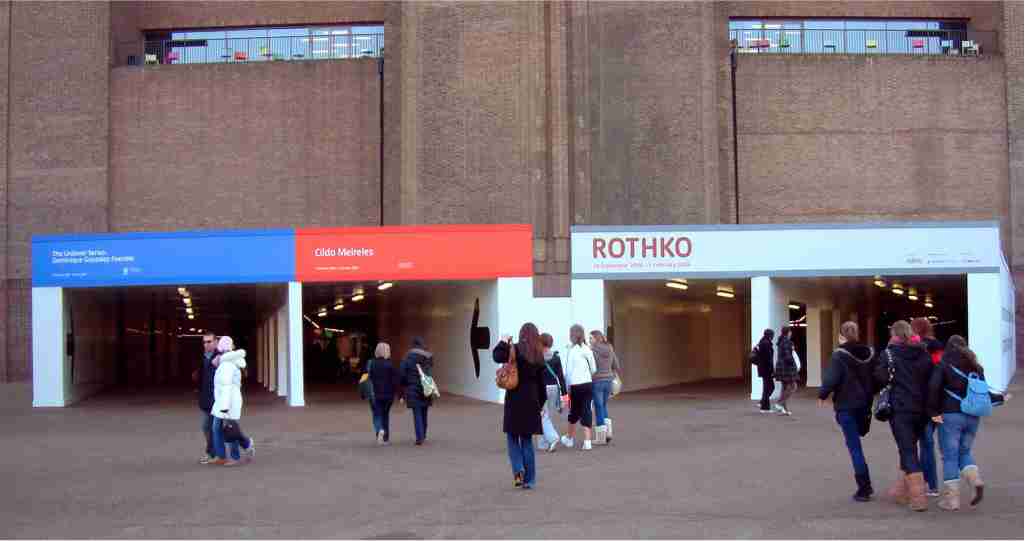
866, 39, 878, 49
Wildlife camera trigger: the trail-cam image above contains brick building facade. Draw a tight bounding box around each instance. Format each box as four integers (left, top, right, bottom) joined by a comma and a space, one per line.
1, 1, 1021, 381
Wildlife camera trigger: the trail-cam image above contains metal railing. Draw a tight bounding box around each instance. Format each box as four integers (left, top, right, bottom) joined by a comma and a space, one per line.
137, 33, 384, 66
729, 28, 996, 56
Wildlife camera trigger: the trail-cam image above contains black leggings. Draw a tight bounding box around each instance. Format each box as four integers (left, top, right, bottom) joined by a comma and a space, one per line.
568, 383, 593, 428
890, 412, 928, 474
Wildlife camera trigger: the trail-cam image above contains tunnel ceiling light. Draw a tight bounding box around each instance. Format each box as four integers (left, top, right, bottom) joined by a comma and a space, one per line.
378, 282, 394, 291
188, 314, 195, 320
907, 288, 919, 301
924, 299, 934, 308
183, 297, 192, 306
178, 287, 187, 295
665, 281, 689, 291
715, 285, 735, 299
185, 307, 194, 314
189, 327, 196, 332
891, 282, 904, 296
873, 276, 887, 288
317, 308, 328, 318
352, 294, 365, 302
333, 303, 344, 311
788, 302, 801, 310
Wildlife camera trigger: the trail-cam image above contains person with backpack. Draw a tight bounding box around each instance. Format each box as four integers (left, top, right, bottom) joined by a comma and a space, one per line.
774, 326, 799, 416
752, 329, 775, 413
364, 342, 399, 445
818, 321, 878, 502
493, 323, 547, 489
399, 337, 435, 446
561, 324, 596, 451
538, 332, 568, 453
874, 320, 934, 512
927, 335, 1008, 511
912, 317, 944, 497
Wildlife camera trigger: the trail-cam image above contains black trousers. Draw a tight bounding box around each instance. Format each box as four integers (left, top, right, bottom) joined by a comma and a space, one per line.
890, 412, 928, 474
760, 376, 775, 411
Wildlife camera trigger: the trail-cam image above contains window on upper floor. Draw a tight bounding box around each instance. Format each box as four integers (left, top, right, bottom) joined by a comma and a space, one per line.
728, 18, 985, 56
140, 24, 384, 66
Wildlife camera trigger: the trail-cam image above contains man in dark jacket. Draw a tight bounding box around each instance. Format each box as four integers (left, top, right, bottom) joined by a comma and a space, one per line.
818, 321, 877, 502
399, 337, 434, 445
195, 332, 219, 464
754, 329, 775, 412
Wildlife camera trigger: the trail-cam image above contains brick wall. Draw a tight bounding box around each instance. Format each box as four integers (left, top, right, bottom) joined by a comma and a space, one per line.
1004, 0, 1023, 364
736, 55, 1008, 227
110, 60, 381, 231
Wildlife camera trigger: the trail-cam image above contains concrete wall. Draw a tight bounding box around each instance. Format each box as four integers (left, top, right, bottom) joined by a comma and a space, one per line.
110, 60, 381, 231
1003, 0, 1024, 364
610, 283, 747, 391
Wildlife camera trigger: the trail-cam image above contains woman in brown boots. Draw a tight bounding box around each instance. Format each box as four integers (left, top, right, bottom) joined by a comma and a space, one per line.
874, 320, 935, 512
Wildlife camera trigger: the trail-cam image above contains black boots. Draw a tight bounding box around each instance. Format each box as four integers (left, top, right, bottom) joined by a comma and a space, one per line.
854, 474, 874, 502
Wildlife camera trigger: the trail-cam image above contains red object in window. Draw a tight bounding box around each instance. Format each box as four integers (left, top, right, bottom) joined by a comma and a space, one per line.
166, 52, 180, 63
752, 38, 771, 49
234, 51, 248, 61
912, 39, 925, 49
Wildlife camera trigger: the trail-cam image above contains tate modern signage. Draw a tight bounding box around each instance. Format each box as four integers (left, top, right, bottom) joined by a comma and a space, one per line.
571, 223, 1002, 279
32, 225, 533, 287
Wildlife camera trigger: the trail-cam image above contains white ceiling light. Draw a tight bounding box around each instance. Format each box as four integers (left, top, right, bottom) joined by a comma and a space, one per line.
352, 294, 365, 302
716, 285, 735, 299
665, 281, 688, 291
378, 282, 394, 291
873, 276, 887, 288
188, 314, 195, 320
891, 282, 904, 296
788, 302, 801, 310
907, 288, 919, 301
183, 297, 192, 306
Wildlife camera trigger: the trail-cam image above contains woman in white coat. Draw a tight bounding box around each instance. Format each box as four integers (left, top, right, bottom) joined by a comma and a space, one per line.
561, 324, 597, 450
210, 336, 255, 466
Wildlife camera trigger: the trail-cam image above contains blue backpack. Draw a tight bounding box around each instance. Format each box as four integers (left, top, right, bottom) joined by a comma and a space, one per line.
944, 365, 992, 418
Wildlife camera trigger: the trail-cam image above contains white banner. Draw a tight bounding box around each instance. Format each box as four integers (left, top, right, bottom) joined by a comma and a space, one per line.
571, 223, 1002, 279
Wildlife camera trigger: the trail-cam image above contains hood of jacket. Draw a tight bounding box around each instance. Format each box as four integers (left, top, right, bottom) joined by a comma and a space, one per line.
837, 343, 873, 364
885, 342, 925, 363
407, 348, 433, 368
218, 349, 247, 370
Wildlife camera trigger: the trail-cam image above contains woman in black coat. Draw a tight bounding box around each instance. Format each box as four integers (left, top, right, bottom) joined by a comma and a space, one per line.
774, 326, 799, 415
754, 329, 775, 413
399, 337, 435, 446
366, 342, 400, 445
493, 322, 546, 489
874, 320, 934, 512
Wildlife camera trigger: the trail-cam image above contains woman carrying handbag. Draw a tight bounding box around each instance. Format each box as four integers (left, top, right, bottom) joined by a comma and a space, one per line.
493, 324, 547, 489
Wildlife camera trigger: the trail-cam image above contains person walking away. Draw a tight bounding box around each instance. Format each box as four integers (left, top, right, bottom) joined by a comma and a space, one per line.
538, 332, 568, 453
561, 324, 597, 451
367, 342, 399, 445
927, 335, 1008, 511
210, 336, 254, 466
589, 330, 620, 444
194, 332, 219, 464
818, 321, 878, 502
754, 329, 776, 413
874, 320, 934, 511
774, 326, 799, 416
493, 324, 547, 489
399, 337, 435, 445
912, 317, 944, 496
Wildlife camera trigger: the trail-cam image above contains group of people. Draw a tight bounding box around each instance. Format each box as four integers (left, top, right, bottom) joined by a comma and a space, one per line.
814, 317, 1008, 511
492, 323, 620, 489
196, 332, 256, 467
361, 337, 437, 445
752, 326, 802, 416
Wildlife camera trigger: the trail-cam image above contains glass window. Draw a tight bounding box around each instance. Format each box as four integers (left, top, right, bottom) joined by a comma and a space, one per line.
728, 18, 970, 56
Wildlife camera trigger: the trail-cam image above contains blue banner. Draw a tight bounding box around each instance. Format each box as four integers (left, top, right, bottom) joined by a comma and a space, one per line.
32, 229, 295, 287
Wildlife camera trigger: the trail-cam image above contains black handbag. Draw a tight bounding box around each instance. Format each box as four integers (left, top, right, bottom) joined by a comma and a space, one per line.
221, 419, 243, 443
873, 350, 895, 422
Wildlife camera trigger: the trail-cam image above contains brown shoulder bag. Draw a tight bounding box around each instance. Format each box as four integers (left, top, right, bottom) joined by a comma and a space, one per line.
496, 342, 519, 390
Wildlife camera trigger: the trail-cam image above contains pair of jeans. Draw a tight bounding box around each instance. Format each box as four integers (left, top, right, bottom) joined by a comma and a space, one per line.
919, 421, 938, 490
836, 408, 870, 478
412, 405, 429, 443
539, 401, 560, 448
592, 379, 612, 427
201, 412, 214, 457
889, 412, 928, 474
211, 417, 251, 460
371, 399, 392, 441
938, 412, 980, 482
760, 376, 775, 411
506, 433, 537, 487
778, 382, 797, 409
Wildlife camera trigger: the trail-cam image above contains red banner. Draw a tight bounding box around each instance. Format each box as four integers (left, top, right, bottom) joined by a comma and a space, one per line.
295, 224, 533, 282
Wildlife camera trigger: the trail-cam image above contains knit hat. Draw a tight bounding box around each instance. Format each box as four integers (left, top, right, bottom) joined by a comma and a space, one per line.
217, 336, 235, 353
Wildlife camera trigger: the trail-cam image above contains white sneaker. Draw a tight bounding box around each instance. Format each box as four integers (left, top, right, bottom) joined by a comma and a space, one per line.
560, 435, 574, 448
582, 439, 593, 451
377, 430, 386, 445
773, 404, 784, 413
246, 438, 255, 458
547, 439, 559, 453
